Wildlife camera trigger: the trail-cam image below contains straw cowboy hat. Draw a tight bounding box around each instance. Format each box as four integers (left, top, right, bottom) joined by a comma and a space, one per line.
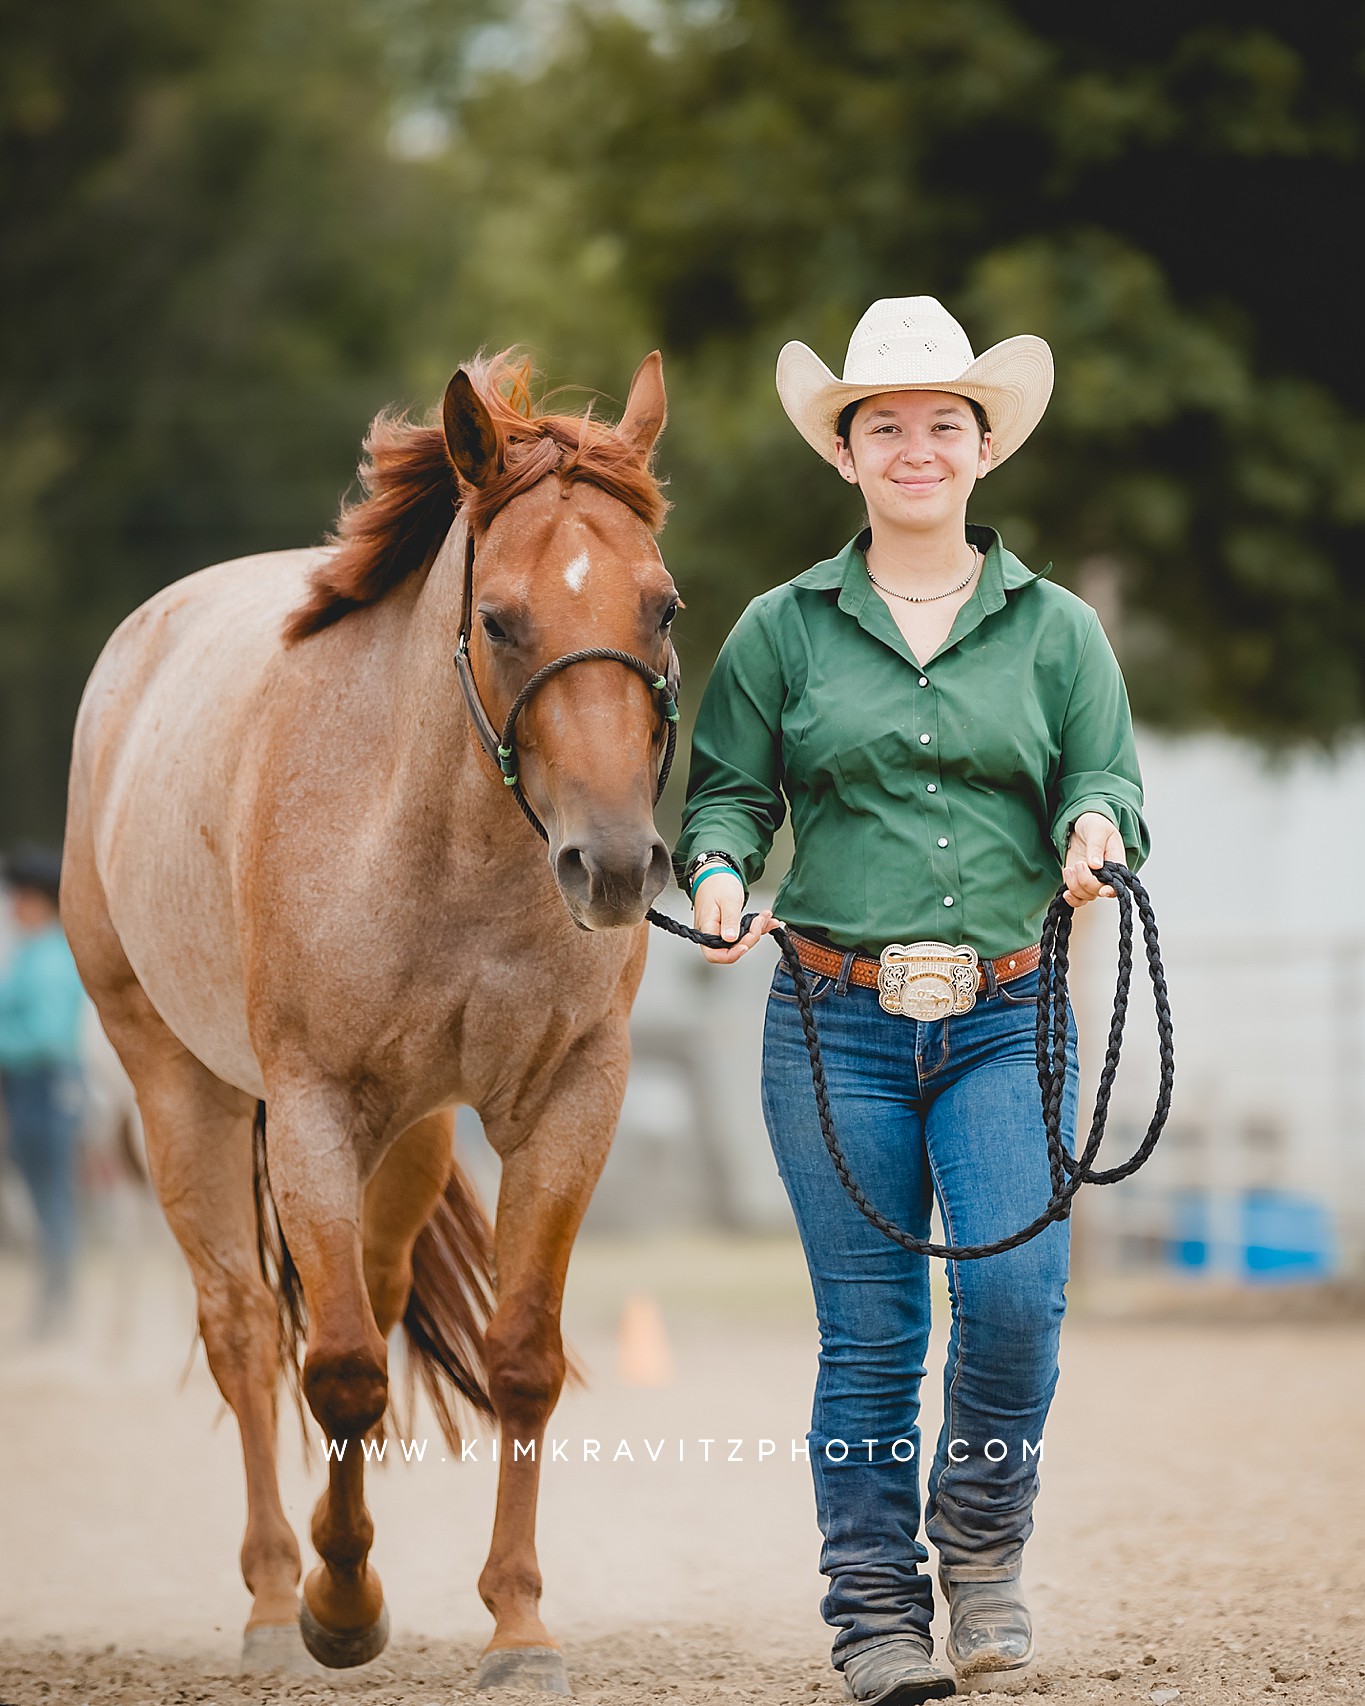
776, 296, 1053, 469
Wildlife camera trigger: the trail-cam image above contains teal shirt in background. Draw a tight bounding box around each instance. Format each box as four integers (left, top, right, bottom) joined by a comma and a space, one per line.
0, 922, 86, 1072
675, 524, 1149, 960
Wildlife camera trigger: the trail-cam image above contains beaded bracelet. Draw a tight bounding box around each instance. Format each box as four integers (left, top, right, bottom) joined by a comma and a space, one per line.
683, 847, 743, 888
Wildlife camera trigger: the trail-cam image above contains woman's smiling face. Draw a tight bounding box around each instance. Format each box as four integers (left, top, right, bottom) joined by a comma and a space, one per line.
834, 390, 992, 532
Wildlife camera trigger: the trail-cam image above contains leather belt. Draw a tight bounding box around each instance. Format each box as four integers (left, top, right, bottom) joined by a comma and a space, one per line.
787, 929, 1040, 1007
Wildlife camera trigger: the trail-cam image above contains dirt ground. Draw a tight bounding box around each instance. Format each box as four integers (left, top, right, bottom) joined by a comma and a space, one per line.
1, 1225, 1363, 1706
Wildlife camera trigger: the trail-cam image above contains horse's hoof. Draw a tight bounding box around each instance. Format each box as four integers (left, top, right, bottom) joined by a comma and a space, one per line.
478, 1644, 571, 1695
240, 1621, 327, 1676
298, 1596, 390, 1669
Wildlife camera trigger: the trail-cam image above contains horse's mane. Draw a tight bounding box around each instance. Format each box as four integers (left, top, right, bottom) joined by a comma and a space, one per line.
283, 351, 669, 643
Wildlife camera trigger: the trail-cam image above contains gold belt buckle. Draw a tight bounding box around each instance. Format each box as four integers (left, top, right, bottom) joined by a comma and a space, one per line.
876, 940, 980, 1021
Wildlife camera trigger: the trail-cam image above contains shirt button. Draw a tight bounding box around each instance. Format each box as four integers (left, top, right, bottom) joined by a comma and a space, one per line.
926, 783, 937, 793
918, 676, 929, 688
938, 837, 949, 848
919, 733, 931, 745
943, 896, 954, 907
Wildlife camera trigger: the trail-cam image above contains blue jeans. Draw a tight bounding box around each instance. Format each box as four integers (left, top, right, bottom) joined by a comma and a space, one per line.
2, 1065, 84, 1311
760, 961, 1077, 1667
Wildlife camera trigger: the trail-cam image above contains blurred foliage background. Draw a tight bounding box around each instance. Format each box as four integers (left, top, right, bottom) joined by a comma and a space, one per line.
3, 0, 1363, 841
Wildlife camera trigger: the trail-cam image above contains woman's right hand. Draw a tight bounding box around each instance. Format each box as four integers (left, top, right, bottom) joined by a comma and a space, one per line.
692, 870, 775, 964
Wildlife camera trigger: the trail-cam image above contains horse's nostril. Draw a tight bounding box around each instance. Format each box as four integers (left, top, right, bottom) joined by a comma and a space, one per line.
555, 845, 589, 894
646, 839, 671, 890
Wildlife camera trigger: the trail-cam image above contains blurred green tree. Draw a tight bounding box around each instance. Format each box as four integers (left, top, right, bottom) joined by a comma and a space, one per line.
446, 0, 1365, 746
0, 0, 495, 839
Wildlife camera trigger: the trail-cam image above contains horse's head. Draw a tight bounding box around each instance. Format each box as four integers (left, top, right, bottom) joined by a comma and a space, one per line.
443, 353, 677, 931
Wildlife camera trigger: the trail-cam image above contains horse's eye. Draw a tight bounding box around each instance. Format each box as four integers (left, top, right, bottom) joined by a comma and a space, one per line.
660, 601, 679, 631
481, 614, 509, 642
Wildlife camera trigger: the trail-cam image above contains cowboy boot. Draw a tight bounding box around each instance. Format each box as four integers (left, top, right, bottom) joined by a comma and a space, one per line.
842, 1636, 956, 1704
940, 1575, 1035, 1691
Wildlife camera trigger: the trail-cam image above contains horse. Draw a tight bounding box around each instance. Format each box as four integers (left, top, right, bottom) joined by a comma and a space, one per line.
61, 349, 678, 1693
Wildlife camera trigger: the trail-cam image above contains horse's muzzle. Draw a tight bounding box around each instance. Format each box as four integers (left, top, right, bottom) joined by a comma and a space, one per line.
553, 832, 672, 928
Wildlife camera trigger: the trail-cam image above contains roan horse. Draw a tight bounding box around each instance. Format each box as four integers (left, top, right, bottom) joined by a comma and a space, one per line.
61, 350, 678, 1693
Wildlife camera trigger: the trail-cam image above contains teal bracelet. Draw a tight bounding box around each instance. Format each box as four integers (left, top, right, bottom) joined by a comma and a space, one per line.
690, 864, 742, 901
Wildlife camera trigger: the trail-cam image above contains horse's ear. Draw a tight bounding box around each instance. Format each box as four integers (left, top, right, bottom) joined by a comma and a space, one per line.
617, 350, 667, 461
442, 369, 500, 485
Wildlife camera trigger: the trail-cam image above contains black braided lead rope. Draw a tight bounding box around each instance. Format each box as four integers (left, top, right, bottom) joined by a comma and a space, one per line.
495, 648, 679, 843
646, 861, 1173, 1262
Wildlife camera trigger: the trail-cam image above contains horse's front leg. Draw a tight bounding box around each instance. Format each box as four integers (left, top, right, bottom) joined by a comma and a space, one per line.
477, 1032, 627, 1697
262, 1082, 392, 1669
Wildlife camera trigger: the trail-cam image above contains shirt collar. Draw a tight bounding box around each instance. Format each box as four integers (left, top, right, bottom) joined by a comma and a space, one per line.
791, 525, 1051, 666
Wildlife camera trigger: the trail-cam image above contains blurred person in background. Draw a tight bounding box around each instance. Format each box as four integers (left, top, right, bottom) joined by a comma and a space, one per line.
675, 299, 1147, 1703
0, 845, 87, 1339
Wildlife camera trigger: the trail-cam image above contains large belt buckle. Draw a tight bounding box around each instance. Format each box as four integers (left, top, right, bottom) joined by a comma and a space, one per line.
876, 940, 980, 1021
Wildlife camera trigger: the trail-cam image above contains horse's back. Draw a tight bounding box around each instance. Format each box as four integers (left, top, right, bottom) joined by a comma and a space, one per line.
68, 548, 329, 1094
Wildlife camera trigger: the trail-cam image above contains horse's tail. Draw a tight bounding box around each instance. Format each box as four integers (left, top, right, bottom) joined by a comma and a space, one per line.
250, 1100, 310, 1452
249, 1101, 496, 1459
401, 1151, 496, 1451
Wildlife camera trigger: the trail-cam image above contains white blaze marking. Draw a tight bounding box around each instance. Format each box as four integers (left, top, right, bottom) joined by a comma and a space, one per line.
563, 549, 591, 593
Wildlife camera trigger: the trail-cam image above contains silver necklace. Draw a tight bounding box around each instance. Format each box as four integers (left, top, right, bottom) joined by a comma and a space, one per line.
866, 546, 981, 604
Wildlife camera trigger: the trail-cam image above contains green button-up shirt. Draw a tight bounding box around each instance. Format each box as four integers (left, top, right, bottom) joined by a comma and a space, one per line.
674, 524, 1149, 959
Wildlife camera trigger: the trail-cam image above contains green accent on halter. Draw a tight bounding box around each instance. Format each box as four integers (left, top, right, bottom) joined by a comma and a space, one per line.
652, 675, 668, 692
664, 701, 680, 723
497, 744, 513, 760
503, 773, 518, 787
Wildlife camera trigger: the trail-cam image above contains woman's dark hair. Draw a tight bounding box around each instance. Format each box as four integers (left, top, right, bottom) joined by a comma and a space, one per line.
1, 844, 62, 903
836, 394, 991, 447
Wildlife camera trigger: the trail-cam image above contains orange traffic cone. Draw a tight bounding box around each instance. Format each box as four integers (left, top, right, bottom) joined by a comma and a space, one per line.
616, 1291, 675, 1386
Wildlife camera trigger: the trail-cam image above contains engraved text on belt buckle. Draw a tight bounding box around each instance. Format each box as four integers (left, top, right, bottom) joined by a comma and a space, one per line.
876, 940, 981, 1021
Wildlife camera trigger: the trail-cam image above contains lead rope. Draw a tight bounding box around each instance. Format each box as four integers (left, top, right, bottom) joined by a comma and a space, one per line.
646, 861, 1173, 1261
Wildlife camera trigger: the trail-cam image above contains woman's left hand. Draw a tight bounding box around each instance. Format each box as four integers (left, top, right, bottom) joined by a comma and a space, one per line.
1062, 812, 1126, 907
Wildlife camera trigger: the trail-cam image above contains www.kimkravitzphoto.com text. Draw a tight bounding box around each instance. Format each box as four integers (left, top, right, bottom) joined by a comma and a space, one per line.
319, 1435, 1046, 1465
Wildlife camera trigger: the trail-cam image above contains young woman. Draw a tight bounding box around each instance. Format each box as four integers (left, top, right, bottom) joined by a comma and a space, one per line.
674, 298, 1148, 1704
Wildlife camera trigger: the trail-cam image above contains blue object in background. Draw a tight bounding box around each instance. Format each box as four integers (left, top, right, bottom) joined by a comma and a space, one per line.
1241, 1190, 1336, 1279
1170, 1190, 1211, 1270
1168, 1189, 1337, 1282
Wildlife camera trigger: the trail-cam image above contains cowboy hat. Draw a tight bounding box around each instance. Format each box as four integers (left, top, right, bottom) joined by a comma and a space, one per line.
776, 296, 1053, 468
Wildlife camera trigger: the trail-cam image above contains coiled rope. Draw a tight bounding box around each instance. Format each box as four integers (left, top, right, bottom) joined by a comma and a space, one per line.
646, 861, 1173, 1261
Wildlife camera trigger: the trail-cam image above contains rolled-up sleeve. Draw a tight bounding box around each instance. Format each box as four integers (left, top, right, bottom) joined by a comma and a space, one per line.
673, 599, 787, 893
1048, 612, 1149, 870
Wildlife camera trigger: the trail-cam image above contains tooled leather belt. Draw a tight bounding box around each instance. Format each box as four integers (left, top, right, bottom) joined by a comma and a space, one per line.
787, 928, 1040, 1002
